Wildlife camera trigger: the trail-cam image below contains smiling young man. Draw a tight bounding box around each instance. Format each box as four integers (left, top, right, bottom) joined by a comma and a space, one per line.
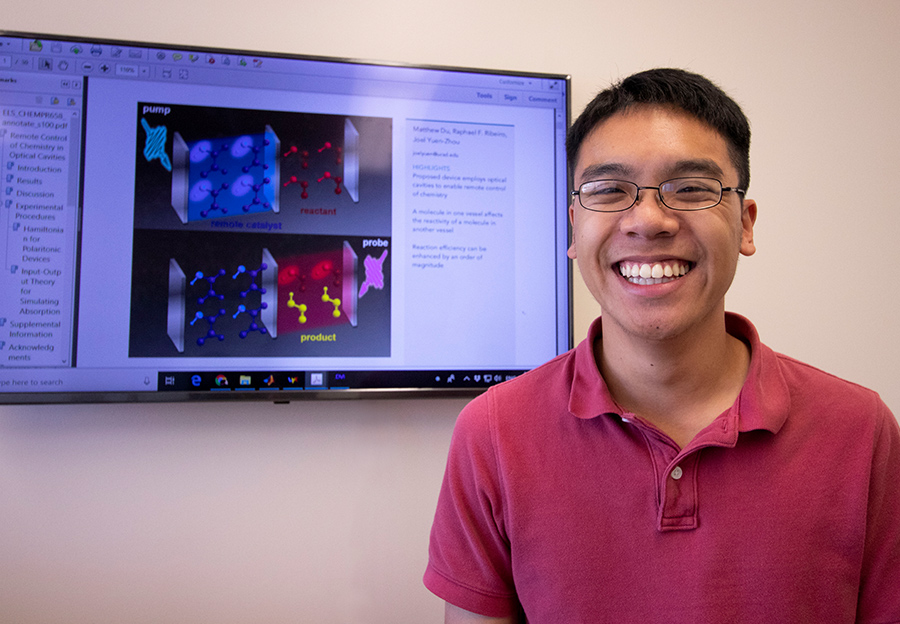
424, 69, 900, 623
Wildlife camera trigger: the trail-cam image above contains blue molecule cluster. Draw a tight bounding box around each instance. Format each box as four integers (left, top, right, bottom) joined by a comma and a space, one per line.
188, 262, 270, 346
184, 131, 277, 222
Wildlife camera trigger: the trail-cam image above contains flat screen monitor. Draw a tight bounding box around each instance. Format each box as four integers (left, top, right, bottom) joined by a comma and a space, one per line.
0, 31, 572, 403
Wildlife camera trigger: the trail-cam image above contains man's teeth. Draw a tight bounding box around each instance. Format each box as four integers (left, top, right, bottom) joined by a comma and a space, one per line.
618, 261, 691, 284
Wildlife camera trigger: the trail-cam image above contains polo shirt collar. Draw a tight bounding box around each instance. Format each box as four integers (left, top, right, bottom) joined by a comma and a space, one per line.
568, 317, 621, 419
568, 313, 791, 435
726, 313, 791, 435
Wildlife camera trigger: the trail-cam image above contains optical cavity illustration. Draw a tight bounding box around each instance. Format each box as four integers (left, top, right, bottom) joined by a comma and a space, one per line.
170, 126, 281, 223
281, 118, 360, 203
277, 241, 359, 335
167, 249, 278, 353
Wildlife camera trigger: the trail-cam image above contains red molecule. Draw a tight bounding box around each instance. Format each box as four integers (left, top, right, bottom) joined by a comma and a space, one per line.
278, 265, 300, 286
311, 260, 334, 280
283, 139, 343, 198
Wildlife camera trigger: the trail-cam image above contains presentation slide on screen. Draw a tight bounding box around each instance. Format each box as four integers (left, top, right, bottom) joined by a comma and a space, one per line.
130, 103, 392, 359
1, 70, 564, 382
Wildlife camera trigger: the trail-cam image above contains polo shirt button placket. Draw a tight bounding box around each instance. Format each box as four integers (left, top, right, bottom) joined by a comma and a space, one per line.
658, 455, 699, 531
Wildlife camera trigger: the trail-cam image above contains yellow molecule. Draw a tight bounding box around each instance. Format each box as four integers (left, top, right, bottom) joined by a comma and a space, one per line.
321, 286, 342, 318
287, 292, 308, 324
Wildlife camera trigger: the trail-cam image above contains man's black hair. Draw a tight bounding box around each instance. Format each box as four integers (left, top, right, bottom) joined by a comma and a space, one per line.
566, 68, 751, 190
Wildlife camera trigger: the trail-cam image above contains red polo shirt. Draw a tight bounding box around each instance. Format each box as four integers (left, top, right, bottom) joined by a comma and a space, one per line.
425, 314, 900, 622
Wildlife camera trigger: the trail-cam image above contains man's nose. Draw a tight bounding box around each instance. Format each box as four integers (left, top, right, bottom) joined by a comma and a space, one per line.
619, 188, 680, 238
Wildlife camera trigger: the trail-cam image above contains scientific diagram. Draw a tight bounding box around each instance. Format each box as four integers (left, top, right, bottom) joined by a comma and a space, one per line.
130, 231, 390, 357
129, 103, 392, 357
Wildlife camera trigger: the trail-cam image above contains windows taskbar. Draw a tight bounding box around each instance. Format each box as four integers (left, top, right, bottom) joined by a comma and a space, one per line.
157, 370, 526, 392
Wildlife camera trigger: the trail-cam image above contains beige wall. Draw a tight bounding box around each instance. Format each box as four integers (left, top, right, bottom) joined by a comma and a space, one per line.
2, 1, 898, 621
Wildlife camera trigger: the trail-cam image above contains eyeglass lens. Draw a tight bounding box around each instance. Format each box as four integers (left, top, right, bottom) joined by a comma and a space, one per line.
577, 177, 724, 212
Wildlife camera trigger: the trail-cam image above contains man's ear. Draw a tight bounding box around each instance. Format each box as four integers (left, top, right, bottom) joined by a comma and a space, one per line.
740, 198, 757, 257
567, 204, 577, 259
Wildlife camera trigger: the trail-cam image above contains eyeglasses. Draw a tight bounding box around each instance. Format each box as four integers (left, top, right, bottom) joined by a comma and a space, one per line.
571, 177, 746, 212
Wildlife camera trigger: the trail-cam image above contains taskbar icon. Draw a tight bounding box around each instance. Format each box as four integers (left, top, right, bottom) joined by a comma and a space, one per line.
158, 371, 311, 392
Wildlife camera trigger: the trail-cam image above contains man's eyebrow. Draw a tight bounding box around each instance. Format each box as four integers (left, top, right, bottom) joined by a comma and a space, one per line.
577, 162, 632, 182
577, 159, 728, 185
664, 158, 726, 179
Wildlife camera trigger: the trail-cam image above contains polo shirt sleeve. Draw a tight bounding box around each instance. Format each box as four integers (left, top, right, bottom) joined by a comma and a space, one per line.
857, 399, 900, 621
423, 391, 520, 618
